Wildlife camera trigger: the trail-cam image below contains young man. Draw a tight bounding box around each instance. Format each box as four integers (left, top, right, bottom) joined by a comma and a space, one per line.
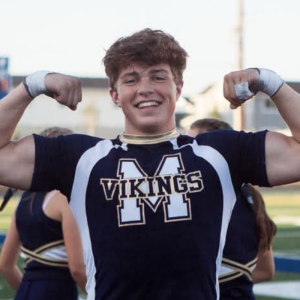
0, 29, 300, 300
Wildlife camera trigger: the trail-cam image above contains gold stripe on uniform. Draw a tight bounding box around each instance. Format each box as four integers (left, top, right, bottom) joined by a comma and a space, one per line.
21, 239, 68, 267
219, 257, 257, 283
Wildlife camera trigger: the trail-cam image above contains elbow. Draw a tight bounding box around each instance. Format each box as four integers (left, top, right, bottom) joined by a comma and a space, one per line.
253, 269, 275, 283
0, 261, 7, 274
70, 268, 83, 280
265, 268, 275, 281
69, 265, 86, 282
263, 262, 276, 281
0, 263, 11, 277
252, 265, 275, 283
0, 257, 14, 274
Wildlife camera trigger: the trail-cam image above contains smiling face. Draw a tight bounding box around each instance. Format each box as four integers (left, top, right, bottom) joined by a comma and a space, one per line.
110, 63, 183, 135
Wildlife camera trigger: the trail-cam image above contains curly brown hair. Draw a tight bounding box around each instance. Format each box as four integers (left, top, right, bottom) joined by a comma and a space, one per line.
103, 28, 188, 90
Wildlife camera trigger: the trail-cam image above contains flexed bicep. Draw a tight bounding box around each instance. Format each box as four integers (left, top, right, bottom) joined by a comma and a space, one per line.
0, 135, 35, 190
265, 131, 300, 186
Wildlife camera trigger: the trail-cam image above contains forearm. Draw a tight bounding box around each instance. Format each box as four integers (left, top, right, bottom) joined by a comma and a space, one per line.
271, 83, 300, 143
252, 267, 274, 283
71, 269, 87, 293
252, 249, 275, 283
0, 71, 81, 149
0, 266, 23, 290
0, 83, 32, 148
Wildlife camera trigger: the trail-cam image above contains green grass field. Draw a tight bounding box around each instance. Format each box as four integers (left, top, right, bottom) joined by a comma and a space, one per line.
0, 188, 299, 300
0, 194, 18, 232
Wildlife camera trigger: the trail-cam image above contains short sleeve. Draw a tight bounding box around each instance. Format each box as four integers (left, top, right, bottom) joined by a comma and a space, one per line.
195, 130, 270, 187
30, 133, 100, 199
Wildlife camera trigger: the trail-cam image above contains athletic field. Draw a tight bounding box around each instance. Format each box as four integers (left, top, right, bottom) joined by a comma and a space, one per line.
0, 188, 299, 300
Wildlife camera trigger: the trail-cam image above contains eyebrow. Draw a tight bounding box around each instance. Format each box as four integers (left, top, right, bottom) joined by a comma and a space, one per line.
149, 69, 169, 74
119, 71, 139, 79
120, 68, 169, 79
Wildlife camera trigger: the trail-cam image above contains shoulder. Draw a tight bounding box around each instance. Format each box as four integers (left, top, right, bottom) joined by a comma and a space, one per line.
33, 133, 106, 165
34, 133, 103, 148
43, 191, 68, 221
192, 129, 267, 150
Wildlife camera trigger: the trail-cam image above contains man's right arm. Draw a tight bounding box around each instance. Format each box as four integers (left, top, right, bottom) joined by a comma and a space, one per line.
0, 72, 82, 190
0, 83, 35, 190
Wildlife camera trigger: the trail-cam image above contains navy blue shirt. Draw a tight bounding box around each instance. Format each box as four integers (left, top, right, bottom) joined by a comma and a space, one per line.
31, 130, 269, 300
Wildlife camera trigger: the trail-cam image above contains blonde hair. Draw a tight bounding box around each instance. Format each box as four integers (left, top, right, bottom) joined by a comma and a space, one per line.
39, 126, 73, 138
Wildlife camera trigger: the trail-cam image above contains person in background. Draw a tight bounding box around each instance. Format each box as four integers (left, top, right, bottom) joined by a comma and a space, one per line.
0, 127, 86, 300
188, 118, 277, 300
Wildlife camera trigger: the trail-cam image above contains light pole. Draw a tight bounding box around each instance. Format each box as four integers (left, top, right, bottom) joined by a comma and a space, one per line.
233, 0, 245, 130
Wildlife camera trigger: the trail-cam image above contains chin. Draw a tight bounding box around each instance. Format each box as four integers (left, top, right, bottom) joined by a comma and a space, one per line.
141, 124, 161, 134
129, 116, 174, 135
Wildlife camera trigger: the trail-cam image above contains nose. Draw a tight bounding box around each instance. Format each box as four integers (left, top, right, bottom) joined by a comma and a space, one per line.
138, 78, 154, 97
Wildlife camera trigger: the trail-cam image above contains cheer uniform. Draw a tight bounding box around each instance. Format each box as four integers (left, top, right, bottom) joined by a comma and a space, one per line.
30, 129, 269, 300
14, 191, 77, 300
219, 187, 258, 300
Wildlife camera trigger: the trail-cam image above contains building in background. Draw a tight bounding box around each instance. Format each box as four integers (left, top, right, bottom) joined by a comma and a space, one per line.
12, 76, 193, 138
12, 76, 124, 139
181, 81, 300, 135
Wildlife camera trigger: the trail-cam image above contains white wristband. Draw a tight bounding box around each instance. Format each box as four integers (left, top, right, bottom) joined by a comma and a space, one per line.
23, 70, 52, 98
251, 68, 284, 97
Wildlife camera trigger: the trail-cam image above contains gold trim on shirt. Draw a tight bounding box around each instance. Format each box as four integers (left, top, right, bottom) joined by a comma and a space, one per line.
119, 128, 179, 145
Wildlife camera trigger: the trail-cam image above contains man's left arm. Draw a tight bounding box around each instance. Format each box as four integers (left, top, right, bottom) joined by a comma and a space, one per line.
265, 83, 300, 186
223, 68, 300, 186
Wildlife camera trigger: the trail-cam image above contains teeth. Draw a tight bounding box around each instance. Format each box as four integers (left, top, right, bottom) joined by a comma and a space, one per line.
138, 101, 159, 108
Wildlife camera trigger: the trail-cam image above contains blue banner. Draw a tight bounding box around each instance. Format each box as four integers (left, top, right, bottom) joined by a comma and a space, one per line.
0, 57, 9, 71
0, 57, 11, 100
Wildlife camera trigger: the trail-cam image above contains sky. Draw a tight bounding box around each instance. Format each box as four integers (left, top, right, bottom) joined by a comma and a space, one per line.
1, 0, 300, 96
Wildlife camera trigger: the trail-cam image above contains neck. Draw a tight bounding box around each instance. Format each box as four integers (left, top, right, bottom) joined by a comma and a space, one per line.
119, 128, 179, 144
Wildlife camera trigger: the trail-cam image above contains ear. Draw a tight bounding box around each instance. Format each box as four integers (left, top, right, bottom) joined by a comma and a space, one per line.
110, 88, 121, 107
176, 81, 184, 100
